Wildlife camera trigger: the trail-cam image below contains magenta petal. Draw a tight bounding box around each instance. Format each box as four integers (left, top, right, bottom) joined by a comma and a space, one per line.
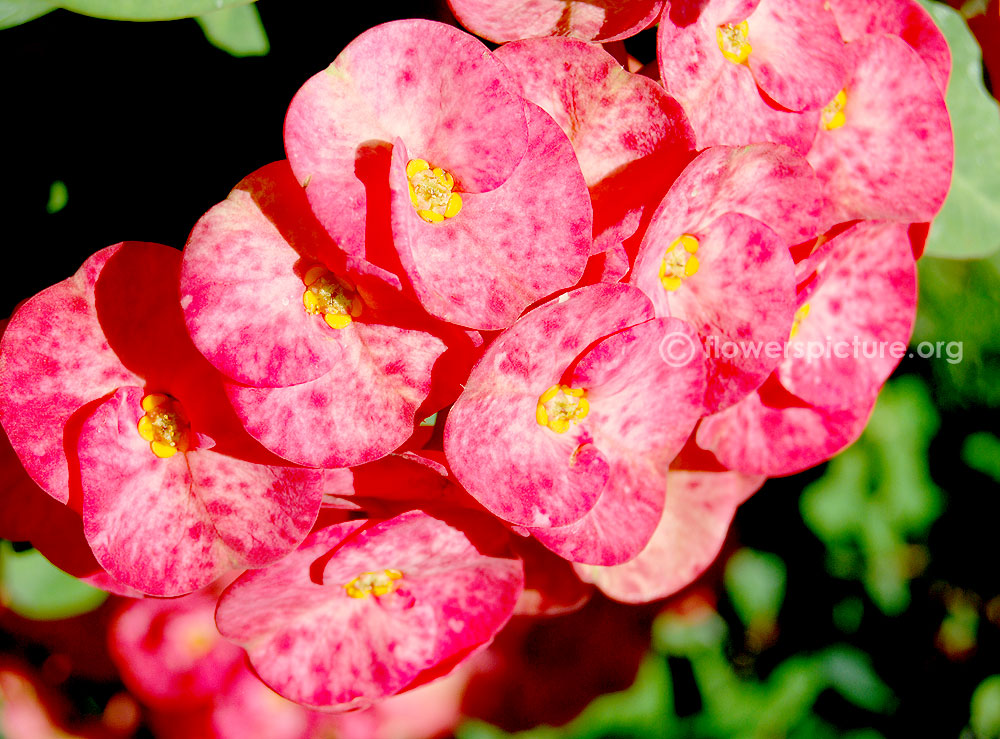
215, 511, 523, 711
226, 322, 445, 468
779, 222, 916, 410
745, 0, 847, 112
444, 284, 653, 528
181, 161, 344, 387
806, 35, 953, 224
448, 0, 664, 43
284, 19, 528, 258
575, 470, 764, 602
0, 245, 139, 502
828, 0, 950, 93
635, 212, 796, 412
696, 378, 874, 476
80, 387, 325, 596
388, 102, 592, 329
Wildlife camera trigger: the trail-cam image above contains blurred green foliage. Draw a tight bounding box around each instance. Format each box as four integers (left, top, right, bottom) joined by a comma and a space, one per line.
0, 541, 107, 620
0, 0, 258, 27
919, 0, 1000, 260
801, 377, 942, 615
46, 180, 68, 214
971, 676, 1000, 738
195, 3, 268, 57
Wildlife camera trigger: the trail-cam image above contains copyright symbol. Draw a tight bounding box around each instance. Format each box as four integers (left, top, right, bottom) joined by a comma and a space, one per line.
659, 331, 698, 367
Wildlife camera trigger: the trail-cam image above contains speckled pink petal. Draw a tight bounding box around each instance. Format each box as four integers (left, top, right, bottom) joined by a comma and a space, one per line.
828, 0, 950, 93
779, 222, 916, 410
80, 387, 326, 596
636, 144, 824, 248
657, 0, 819, 153
215, 511, 523, 711
634, 212, 796, 412
444, 284, 654, 528
284, 19, 528, 259
108, 588, 244, 708
388, 103, 592, 330
0, 245, 139, 502
181, 161, 371, 388
745, 0, 847, 112
806, 35, 953, 224
527, 318, 706, 565
696, 376, 875, 476
448, 0, 663, 43
575, 470, 764, 602
494, 38, 695, 250
226, 321, 446, 468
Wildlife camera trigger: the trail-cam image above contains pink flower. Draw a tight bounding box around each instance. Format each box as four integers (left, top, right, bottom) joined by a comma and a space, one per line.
631, 144, 819, 412
445, 284, 705, 565
447, 0, 664, 43
284, 19, 592, 329
215, 510, 523, 711
0, 242, 339, 595
181, 161, 455, 468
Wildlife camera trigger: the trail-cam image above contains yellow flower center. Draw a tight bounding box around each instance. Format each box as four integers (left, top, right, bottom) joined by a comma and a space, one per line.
790, 303, 811, 339
343, 569, 403, 599
717, 21, 752, 65
137, 393, 191, 459
821, 89, 848, 130
406, 159, 463, 223
535, 384, 590, 434
659, 234, 701, 292
301, 264, 363, 330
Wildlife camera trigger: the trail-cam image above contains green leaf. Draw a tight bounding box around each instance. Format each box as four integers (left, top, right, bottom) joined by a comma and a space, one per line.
819, 646, 895, 713
724, 548, 786, 631
0, 0, 56, 29
919, 0, 1000, 259
46, 180, 68, 214
58, 0, 256, 21
195, 2, 267, 57
971, 675, 1000, 738
0, 541, 108, 620
962, 432, 1000, 482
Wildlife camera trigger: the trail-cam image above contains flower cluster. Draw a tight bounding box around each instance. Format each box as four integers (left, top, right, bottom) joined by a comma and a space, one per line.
0, 0, 951, 714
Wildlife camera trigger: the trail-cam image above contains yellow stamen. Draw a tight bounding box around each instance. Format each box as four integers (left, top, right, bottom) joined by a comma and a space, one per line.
300, 263, 362, 331
535, 384, 590, 434
790, 303, 811, 339
343, 569, 404, 599
821, 89, 848, 130
137, 393, 191, 459
717, 20, 751, 64
659, 234, 701, 292
407, 158, 463, 223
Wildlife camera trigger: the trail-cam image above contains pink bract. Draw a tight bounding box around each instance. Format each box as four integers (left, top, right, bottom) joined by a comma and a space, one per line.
806, 34, 953, 225
575, 470, 764, 603
657, 0, 844, 153
494, 37, 695, 254
215, 511, 523, 711
284, 19, 527, 262
780, 221, 917, 411
445, 284, 705, 565
448, 0, 664, 43
828, 0, 951, 93
386, 102, 592, 329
